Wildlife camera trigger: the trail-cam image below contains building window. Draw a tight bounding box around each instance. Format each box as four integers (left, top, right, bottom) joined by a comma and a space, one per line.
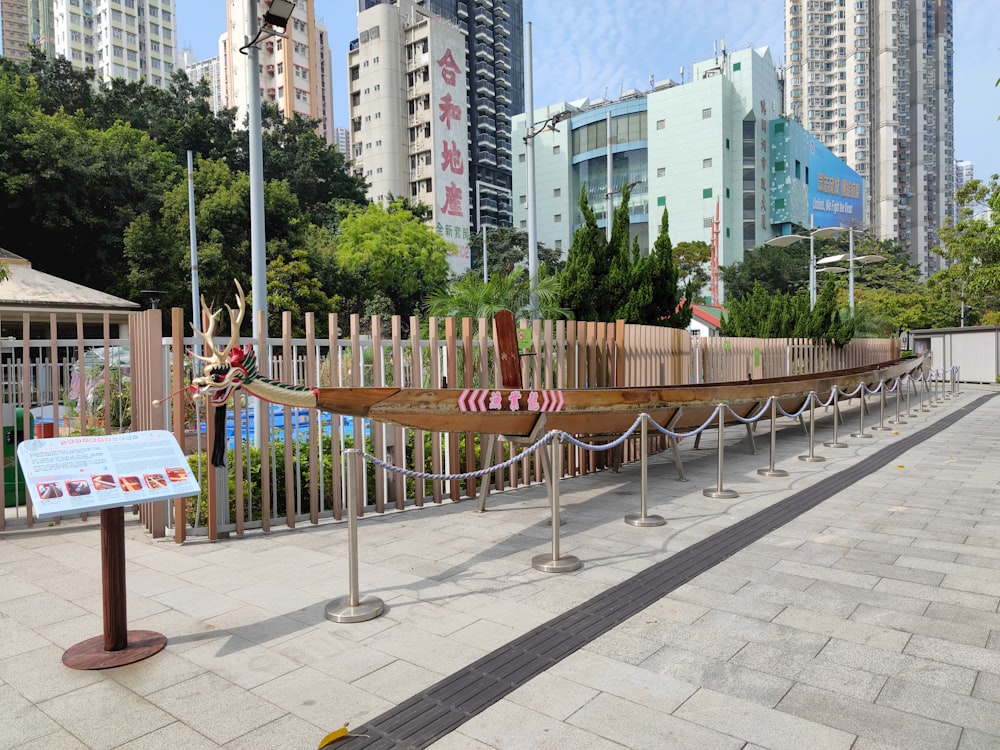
553, 188, 561, 197
773, 122, 785, 133
554, 214, 562, 223
703, 218, 714, 228
703, 158, 712, 168
518, 154, 525, 162
657, 196, 666, 206
703, 188, 712, 198
733, 62, 741, 71
656, 119, 665, 130
552, 145, 560, 154
657, 167, 665, 177
775, 198, 785, 209
702, 108, 712, 119
775, 161, 785, 172
520, 220, 527, 229
554, 240, 562, 251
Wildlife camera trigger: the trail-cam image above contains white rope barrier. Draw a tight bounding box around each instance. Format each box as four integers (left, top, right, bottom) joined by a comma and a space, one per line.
352, 366, 940, 485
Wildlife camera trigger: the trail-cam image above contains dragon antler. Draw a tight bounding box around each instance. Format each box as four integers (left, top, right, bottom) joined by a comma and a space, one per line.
192, 280, 246, 363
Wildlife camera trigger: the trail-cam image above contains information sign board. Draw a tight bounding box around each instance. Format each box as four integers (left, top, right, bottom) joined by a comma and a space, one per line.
16, 430, 200, 519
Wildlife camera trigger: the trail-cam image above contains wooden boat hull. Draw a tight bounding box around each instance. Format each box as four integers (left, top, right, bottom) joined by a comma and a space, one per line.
315, 356, 925, 437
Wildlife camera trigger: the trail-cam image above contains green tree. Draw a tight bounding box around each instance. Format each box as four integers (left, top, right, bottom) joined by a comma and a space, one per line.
426, 266, 569, 320
720, 279, 855, 345
558, 187, 612, 320
468, 226, 561, 277
935, 176, 1000, 323
721, 240, 813, 298
673, 240, 711, 298
334, 201, 452, 320
123, 157, 305, 329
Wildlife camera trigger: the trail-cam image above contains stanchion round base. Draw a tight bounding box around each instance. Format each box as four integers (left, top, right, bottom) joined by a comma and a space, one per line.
62, 630, 166, 670
850, 432, 872, 439
888, 419, 906, 425
703, 487, 739, 499
532, 553, 581, 573
798, 454, 826, 462
325, 595, 385, 623
871, 425, 891, 431
757, 468, 789, 477
624, 513, 666, 527
823, 441, 848, 448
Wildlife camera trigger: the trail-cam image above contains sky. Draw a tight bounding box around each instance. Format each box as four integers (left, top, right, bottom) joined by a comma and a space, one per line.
175, 0, 1000, 181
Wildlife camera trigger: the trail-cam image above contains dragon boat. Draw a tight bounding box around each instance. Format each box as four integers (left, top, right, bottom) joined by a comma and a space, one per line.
189, 284, 926, 437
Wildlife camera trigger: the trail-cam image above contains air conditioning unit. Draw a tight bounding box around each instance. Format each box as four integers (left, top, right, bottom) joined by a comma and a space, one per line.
266, 65, 275, 73
267, 88, 276, 98
265, 41, 274, 52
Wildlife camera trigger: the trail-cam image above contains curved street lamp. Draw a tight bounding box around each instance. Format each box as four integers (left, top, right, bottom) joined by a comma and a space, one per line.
816, 228, 885, 311
765, 226, 845, 310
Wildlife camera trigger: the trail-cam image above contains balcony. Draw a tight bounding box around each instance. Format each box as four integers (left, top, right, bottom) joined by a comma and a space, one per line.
475, 9, 491, 24
494, 53, 510, 70
457, 1, 468, 18
475, 27, 494, 45
494, 18, 510, 35
495, 3, 510, 20
477, 80, 495, 96
475, 61, 495, 79
478, 132, 496, 149
477, 98, 496, 115
478, 116, 496, 132
479, 151, 497, 166
494, 38, 510, 54
475, 43, 494, 61
496, 90, 511, 106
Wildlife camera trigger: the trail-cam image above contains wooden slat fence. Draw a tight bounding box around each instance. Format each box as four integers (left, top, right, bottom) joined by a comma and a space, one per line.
3, 307, 897, 540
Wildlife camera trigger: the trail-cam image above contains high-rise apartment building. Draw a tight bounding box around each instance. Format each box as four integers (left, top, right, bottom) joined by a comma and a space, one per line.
180, 48, 225, 113
784, 0, 954, 276
1, 0, 31, 62
30, 0, 178, 86
348, 0, 523, 272
954, 159, 973, 191
221, 1, 334, 144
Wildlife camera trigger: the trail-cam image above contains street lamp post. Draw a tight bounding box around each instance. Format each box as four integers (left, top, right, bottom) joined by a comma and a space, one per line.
765, 226, 845, 309
815, 228, 885, 311
523, 22, 570, 318
240, 0, 296, 447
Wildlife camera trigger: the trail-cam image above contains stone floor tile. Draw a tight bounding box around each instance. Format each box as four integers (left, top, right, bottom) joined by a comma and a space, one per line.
777, 682, 961, 750
147, 672, 284, 745
674, 687, 855, 750
877, 677, 1000, 736
549, 650, 697, 715
38, 680, 174, 750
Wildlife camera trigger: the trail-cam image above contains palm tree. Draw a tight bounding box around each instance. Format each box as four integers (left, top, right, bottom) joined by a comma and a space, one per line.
426, 267, 571, 320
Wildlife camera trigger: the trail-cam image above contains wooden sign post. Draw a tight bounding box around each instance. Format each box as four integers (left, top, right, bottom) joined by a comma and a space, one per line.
17, 430, 200, 669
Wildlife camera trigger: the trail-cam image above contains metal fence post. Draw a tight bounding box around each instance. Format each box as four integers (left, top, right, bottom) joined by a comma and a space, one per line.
533, 433, 581, 573
824, 387, 847, 448
798, 392, 825, 463
703, 405, 738, 499
626, 414, 665, 526
325, 449, 384, 623
757, 398, 789, 478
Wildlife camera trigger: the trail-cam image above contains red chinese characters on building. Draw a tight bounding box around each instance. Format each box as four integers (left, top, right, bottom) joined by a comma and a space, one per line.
438, 92, 461, 130
440, 182, 463, 217
440, 141, 464, 174
436, 48, 461, 86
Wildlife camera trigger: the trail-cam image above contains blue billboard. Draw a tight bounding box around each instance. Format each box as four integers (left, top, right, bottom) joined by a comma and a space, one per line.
807, 136, 864, 227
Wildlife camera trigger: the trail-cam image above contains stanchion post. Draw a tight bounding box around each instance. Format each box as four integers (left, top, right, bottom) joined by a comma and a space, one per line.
703, 405, 739, 499
824, 387, 847, 448
757, 398, 788, 478
889, 377, 905, 425
325, 449, 385, 623
919, 374, 929, 412
872, 382, 890, 431
851, 384, 872, 439
799, 392, 825, 463
533, 434, 581, 572
626, 414, 665, 526
905, 375, 917, 417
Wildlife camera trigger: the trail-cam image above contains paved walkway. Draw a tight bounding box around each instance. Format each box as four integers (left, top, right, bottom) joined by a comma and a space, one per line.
1, 384, 998, 749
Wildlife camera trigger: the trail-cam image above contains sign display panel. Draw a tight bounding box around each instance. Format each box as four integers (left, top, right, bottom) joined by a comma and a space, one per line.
17, 430, 199, 519
808, 137, 864, 227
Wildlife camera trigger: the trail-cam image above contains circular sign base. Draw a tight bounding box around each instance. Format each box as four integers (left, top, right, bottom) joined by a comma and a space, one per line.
63, 630, 166, 670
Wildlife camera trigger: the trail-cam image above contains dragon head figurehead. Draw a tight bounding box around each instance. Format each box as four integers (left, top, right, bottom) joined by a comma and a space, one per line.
191, 281, 254, 405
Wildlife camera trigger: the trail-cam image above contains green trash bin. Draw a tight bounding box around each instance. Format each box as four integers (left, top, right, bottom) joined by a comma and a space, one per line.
4, 408, 33, 507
